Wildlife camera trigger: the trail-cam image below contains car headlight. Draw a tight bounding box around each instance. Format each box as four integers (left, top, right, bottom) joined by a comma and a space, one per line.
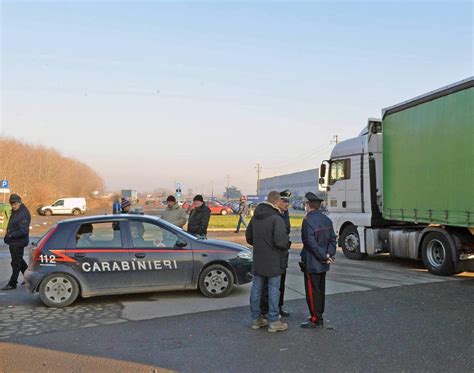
237, 251, 252, 260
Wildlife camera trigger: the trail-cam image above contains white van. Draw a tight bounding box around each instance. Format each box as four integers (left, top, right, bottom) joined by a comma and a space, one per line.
39, 198, 87, 216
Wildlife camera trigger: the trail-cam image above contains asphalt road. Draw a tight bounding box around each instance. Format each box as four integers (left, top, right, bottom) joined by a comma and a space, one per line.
0, 237, 473, 371
2, 280, 473, 372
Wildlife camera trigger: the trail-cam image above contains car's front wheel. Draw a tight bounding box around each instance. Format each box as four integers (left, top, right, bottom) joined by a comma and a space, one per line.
43, 209, 52, 216
39, 273, 80, 307
198, 264, 234, 298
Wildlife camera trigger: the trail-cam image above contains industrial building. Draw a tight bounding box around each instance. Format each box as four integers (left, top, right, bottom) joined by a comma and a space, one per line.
259, 168, 319, 198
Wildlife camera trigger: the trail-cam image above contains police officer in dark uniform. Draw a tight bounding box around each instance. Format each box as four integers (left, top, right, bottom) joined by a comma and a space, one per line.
300, 192, 336, 328
261, 190, 292, 317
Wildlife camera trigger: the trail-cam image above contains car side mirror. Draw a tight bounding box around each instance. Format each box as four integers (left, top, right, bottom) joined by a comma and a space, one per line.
175, 240, 187, 248
319, 177, 325, 185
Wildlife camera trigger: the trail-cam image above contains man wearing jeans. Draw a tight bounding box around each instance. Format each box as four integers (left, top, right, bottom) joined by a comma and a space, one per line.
246, 191, 289, 333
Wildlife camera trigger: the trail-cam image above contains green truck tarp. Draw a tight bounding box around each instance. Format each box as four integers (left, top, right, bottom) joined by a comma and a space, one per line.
382, 78, 474, 227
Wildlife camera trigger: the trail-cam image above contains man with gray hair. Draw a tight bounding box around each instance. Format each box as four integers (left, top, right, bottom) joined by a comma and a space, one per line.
246, 191, 289, 333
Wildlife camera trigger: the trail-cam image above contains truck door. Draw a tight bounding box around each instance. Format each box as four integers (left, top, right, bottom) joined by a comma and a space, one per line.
328, 158, 350, 212
345, 155, 364, 213
125, 220, 194, 288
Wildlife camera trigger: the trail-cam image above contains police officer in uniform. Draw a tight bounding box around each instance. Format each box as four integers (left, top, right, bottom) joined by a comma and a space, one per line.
261, 190, 292, 317
300, 192, 336, 329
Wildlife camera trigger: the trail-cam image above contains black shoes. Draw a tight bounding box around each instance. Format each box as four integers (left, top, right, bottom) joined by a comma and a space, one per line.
2, 284, 17, 291
280, 309, 291, 317
300, 320, 324, 329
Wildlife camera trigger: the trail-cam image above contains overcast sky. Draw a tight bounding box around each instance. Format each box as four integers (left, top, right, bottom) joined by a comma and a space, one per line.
1, 1, 472, 195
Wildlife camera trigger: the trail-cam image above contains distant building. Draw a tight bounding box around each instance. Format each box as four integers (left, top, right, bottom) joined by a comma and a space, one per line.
259, 169, 319, 198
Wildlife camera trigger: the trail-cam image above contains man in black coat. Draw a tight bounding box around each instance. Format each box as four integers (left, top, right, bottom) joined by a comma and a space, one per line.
2, 194, 31, 290
261, 190, 292, 317
187, 195, 211, 238
300, 192, 336, 329
246, 191, 289, 333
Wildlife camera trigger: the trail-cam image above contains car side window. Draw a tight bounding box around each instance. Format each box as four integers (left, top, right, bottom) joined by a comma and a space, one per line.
53, 200, 64, 207
130, 221, 179, 248
76, 222, 122, 248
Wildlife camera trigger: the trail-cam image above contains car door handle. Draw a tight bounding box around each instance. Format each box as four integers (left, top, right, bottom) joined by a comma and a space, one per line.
74, 253, 86, 258
135, 253, 146, 258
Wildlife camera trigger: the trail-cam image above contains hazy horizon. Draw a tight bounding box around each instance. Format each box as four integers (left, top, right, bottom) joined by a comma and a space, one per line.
2, 1, 472, 195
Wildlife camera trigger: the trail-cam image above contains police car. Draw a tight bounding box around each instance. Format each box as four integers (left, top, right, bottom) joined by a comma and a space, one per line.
25, 215, 253, 307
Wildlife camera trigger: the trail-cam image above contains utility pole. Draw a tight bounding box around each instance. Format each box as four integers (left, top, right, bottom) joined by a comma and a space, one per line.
255, 164, 261, 195
226, 175, 230, 201
211, 181, 214, 199
331, 135, 339, 145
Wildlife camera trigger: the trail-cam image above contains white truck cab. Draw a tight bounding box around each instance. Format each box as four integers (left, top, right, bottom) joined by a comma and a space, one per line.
39, 198, 87, 216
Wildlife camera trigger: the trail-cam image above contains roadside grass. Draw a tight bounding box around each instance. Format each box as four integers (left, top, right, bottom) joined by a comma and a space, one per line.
208, 214, 304, 229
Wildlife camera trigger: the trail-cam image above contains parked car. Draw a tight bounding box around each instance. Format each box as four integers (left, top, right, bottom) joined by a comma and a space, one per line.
182, 201, 233, 215
37, 198, 86, 216
25, 214, 253, 307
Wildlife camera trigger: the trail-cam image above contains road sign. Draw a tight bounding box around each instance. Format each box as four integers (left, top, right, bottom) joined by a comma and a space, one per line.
176, 182, 181, 189
0, 189, 10, 194
1, 180, 8, 189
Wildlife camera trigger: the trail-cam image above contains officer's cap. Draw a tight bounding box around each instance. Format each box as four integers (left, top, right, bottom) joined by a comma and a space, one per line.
305, 192, 323, 202
279, 190, 291, 202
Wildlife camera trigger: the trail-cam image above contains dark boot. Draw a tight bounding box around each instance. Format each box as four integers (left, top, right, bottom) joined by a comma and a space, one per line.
2, 284, 17, 291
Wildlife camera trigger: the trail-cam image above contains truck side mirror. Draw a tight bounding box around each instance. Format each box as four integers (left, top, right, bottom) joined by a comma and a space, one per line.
320, 164, 326, 177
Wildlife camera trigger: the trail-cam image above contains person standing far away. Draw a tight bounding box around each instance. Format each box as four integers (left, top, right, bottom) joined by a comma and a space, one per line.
245, 191, 289, 333
161, 195, 188, 228
300, 192, 336, 329
2, 194, 31, 290
187, 195, 211, 238
112, 197, 121, 214
234, 195, 249, 233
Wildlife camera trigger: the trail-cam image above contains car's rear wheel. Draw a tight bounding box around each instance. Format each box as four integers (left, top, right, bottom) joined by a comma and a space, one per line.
39, 273, 79, 307
44, 209, 52, 216
72, 208, 81, 216
198, 264, 234, 298
221, 209, 227, 215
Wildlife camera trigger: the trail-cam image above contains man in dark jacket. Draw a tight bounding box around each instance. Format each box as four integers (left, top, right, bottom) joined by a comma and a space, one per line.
187, 195, 211, 238
246, 191, 289, 333
261, 190, 292, 317
300, 192, 336, 329
2, 194, 31, 290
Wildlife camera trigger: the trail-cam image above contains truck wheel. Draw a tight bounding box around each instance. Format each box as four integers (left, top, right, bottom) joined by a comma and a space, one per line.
198, 264, 234, 298
44, 209, 52, 216
421, 232, 455, 276
340, 225, 366, 260
72, 208, 80, 216
39, 273, 80, 307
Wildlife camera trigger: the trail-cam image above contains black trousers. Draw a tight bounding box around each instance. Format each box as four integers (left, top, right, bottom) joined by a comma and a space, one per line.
304, 271, 326, 323
9, 246, 28, 286
260, 270, 286, 315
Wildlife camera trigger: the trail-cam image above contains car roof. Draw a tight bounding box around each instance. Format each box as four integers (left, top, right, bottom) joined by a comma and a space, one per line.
57, 214, 161, 225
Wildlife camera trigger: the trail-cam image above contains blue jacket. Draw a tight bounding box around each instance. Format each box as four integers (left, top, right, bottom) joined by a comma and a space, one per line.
300, 210, 336, 273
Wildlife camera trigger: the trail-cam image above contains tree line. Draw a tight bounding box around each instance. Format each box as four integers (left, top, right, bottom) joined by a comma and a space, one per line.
0, 137, 104, 207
